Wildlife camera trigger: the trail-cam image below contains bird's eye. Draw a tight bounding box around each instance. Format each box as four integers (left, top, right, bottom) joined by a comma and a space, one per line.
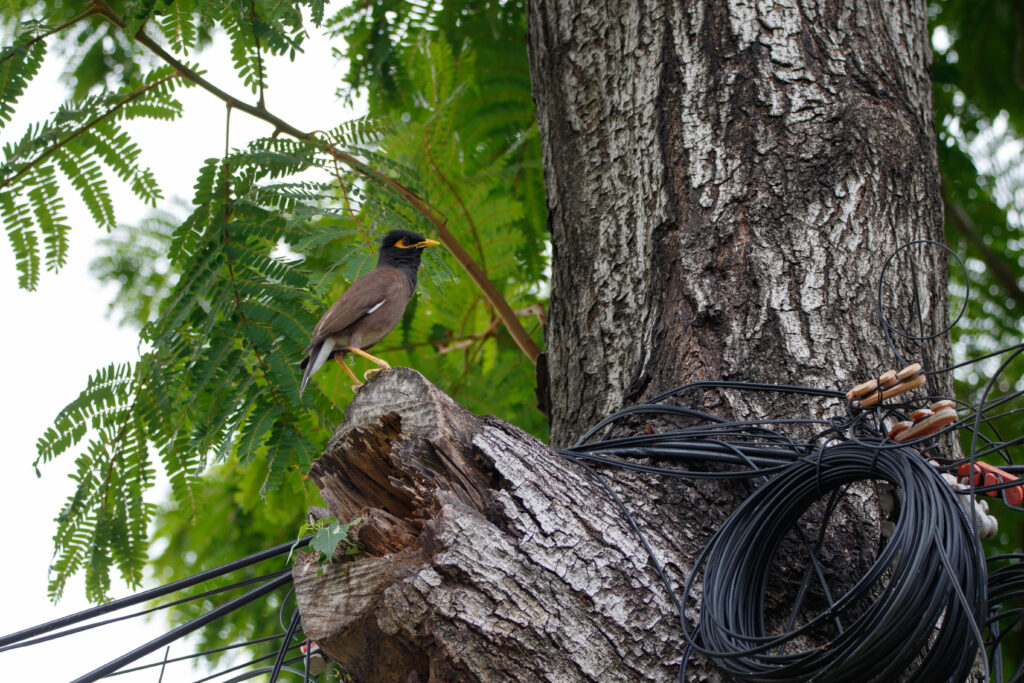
394, 238, 410, 248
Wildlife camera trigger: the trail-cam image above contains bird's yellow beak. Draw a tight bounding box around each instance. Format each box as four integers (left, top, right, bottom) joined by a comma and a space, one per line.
415, 239, 441, 248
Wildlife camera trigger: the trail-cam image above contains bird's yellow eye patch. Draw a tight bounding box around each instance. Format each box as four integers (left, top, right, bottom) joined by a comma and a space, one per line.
394, 238, 411, 248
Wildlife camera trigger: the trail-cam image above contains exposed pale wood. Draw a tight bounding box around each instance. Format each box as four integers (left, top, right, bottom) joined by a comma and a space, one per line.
847, 378, 879, 401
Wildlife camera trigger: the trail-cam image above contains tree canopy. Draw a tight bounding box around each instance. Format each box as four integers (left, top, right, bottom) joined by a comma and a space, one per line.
2, 0, 1023, 665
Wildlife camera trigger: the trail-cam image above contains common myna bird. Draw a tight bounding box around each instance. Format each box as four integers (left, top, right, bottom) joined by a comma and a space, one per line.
299, 229, 440, 395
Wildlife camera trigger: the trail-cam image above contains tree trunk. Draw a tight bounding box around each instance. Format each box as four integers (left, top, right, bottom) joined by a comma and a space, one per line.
528, 0, 950, 446
293, 1, 963, 681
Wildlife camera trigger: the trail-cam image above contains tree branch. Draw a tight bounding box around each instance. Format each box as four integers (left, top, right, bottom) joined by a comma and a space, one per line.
89, 0, 542, 365
376, 305, 544, 354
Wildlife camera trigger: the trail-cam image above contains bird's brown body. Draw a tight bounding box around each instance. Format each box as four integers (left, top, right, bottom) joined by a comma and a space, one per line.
303, 268, 413, 356
299, 230, 438, 395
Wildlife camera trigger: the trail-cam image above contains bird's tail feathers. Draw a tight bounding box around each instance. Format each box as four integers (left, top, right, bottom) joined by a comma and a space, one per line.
299, 339, 336, 396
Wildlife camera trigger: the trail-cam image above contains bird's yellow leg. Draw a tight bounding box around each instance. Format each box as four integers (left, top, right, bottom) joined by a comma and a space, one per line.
346, 347, 391, 369
334, 353, 363, 392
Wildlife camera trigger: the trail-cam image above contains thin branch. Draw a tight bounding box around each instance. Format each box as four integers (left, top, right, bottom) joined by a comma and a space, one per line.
220, 103, 290, 412
223, 103, 232, 214
941, 186, 1024, 311
89, 0, 542, 365
322, 136, 374, 246
250, 2, 266, 109
377, 306, 546, 355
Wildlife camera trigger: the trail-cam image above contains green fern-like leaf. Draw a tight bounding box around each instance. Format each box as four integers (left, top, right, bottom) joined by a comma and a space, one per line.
156, 0, 200, 53
0, 31, 46, 127
36, 10, 550, 607
1, 69, 184, 288
41, 360, 156, 603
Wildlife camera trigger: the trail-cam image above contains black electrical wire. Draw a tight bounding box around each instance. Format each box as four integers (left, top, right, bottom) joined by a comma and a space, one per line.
0, 535, 310, 651
557, 370, 1009, 682
189, 643, 306, 683
106, 632, 289, 676
72, 571, 294, 683
682, 440, 985, 682
212, 661, 309, 683
984, 555, 1024, 682
269, 609, 302, 683
0, 569, 291, 653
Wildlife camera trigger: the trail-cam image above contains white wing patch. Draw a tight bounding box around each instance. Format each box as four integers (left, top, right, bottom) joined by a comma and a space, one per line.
366, 300, 385, 314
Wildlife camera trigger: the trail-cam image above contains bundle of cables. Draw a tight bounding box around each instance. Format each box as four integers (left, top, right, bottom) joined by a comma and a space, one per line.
558, 379, 1007, 682
550, 241, 1024, 681
691, 440, 984, 681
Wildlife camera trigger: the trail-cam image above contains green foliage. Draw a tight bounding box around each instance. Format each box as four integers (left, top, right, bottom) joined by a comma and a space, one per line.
933, 0, 1024, 375
89, 203, 182, 327
35, 362, 156, 603
0, 27, 45, 125
932, 0, 1024, 667
0, 61, 183, 288
315, 32, 546, 434
0, 0, 545, 611
148, 461, 320, 661
328, 0, 546, 280
291, 516, 360, 572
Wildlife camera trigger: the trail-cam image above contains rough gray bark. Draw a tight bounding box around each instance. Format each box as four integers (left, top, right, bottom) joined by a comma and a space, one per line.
528, 0, 951, 446
294, 369, 877, 681
294, 1, 961, 680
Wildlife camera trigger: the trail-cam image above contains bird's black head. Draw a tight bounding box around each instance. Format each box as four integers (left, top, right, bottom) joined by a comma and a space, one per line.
377, 230, 440, 273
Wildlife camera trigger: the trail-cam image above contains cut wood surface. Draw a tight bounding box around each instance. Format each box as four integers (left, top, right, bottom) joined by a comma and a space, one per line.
294, 367, 688, 681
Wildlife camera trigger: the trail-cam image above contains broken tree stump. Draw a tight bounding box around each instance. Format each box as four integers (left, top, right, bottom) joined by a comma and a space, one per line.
292, 368, 696, 681
292, 368, 877, 682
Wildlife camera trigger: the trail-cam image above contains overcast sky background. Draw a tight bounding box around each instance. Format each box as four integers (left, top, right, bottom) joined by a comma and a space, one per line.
0, 25, 356, 681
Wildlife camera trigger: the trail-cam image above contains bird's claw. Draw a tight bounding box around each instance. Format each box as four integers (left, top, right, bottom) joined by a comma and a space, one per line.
363, 366, 385, 381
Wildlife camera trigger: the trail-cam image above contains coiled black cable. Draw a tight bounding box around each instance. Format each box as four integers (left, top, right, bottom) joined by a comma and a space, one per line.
684, 440, 986, 682
559, 376, 1008, 682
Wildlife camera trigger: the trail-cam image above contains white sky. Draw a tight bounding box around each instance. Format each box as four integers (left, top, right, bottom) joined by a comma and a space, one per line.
0, 24, 356, 681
